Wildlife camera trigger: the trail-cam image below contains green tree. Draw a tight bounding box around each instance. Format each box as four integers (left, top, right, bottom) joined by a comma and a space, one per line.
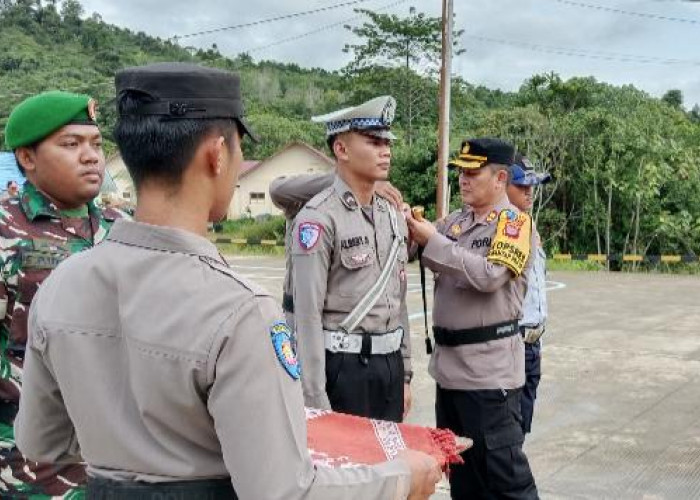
661, 89, 683, 109
342, 7, 463, 145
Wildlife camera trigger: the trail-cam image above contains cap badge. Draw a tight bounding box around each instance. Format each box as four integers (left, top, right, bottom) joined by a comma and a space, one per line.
87, 99, 98, 121
381, 98, 395, 126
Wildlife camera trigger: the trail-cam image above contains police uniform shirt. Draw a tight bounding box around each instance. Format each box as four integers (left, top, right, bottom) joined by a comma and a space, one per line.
15, 219, 411, 499
291, 176, 411, 410
521, 227, 548, 329
270, 171, 335, 324
421, 196, 533, 391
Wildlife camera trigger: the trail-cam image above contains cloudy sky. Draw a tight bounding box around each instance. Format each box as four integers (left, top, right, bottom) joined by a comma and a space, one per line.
77, 0, 700, 107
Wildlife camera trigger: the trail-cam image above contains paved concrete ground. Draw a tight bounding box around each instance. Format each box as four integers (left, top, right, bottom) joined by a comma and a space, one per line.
228, 256, 700, 499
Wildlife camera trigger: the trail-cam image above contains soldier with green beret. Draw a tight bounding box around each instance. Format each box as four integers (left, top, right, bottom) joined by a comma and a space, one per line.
0, 90, 123, 498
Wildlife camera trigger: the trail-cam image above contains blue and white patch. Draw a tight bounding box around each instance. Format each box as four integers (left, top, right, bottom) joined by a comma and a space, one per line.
270, 321, 300, 380
298, 222, 322, 251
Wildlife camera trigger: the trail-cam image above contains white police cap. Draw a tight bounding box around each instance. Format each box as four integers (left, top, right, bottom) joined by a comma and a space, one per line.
311, 95, 396, 140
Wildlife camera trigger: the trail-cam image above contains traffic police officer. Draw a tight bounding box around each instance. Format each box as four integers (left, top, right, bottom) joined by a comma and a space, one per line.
507, 153, 552, 435
0, 90, 122, 497
407, 138, 539, 499
270, 173, 404, 330
291, 96, 413, 422
15, 63, 440, 500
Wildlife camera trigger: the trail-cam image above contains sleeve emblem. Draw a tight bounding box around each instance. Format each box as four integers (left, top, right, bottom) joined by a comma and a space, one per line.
298, 222, 322, 251
487, 210, 532, 277
270, 321, 301, 380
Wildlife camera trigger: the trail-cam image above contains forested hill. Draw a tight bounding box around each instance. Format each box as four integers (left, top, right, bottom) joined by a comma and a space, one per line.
2, 0, 700, 261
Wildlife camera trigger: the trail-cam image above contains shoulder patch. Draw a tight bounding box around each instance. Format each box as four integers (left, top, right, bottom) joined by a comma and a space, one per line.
487, 210, 532, 277
298, 222, 323, 251
270, 320, 300, 380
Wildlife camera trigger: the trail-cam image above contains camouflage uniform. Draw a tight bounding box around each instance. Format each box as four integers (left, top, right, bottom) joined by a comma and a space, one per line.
0, 181, 121, 499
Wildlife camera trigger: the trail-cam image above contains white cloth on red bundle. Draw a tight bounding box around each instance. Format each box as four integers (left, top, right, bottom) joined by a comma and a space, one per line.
306, 408, 463, 471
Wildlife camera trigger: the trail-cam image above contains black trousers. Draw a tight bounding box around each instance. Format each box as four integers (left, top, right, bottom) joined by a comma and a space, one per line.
436, 386, 539, 500
87, 477, 236, 500
325, 349, 404, 422
520, 340, 542, 434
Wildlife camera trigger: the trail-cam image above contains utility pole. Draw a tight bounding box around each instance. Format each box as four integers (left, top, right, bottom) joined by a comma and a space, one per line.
436, 0, 453, 219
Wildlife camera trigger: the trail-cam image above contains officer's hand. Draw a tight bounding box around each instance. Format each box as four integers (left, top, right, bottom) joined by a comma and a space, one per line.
397, 449, 441, 500
403, 383, 412, 419
376, 181, 404, 209
401, 203, 412, 220
406, 217, 437, 247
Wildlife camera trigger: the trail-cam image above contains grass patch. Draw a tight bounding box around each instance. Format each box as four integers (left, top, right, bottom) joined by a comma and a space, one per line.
548, 259, 606, 271
215, 242, 285, 256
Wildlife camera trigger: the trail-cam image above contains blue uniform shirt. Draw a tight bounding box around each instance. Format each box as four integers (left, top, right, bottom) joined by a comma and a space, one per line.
521, 229, 547, 328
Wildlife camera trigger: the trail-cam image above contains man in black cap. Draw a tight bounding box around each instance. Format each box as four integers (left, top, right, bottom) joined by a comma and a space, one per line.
406, 138, 539, 499
14, 62, 441, 500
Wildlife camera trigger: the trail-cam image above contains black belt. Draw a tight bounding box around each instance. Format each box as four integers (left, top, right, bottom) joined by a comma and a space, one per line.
433, 320, 519, 346
282, 293, 294, 313
86, 477, 237, 500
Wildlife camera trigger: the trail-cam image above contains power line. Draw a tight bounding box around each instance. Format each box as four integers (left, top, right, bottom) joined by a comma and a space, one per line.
466, 34, 700, 65
244, 0, 409, 54
172, 0, 378, 41
548, 0, 700, 24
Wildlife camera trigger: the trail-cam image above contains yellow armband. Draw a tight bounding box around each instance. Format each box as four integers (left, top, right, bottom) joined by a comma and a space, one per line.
487, 210, 532, 277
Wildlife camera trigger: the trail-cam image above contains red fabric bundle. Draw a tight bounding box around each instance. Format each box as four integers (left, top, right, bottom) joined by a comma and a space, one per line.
306, 408, 464, 471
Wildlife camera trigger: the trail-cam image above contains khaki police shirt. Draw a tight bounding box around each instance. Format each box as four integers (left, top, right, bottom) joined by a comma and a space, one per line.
292, 176, 411, 410
270, 172, 335, 323
15, 220, 411, 500
422, 196, 531, 391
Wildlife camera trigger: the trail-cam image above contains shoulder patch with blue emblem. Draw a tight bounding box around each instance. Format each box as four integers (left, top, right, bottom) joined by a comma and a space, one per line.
298, 221, 322, 251
270, 321, 300, 380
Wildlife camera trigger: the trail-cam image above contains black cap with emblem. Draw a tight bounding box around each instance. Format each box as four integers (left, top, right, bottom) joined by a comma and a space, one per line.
449, 137, 515, 170
115, 62, 258, 142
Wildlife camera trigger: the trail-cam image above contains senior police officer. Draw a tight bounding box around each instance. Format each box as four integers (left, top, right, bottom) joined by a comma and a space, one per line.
15, 63, 441, 500
0, 90, 122, 497
407, 138, 539, 499
291, 96, 413, 422
507, 153, 552, 436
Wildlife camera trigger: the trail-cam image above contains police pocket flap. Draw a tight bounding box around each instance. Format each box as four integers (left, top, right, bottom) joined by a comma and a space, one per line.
485, 425, 524, 450
340, 249, 375, 269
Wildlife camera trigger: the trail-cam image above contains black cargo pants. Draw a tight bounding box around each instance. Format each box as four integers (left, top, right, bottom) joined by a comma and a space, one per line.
436, 385, 539, 500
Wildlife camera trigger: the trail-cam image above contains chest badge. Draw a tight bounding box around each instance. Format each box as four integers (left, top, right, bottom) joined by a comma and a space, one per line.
450, 224, 462, 237
351, 252, 371, 266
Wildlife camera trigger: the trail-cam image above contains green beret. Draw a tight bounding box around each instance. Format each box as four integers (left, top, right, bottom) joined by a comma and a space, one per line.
4, 90, 98, 150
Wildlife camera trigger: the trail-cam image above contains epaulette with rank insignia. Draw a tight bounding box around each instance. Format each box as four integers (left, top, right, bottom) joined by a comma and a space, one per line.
304, 186, 335, 210
199, 255, 271, 297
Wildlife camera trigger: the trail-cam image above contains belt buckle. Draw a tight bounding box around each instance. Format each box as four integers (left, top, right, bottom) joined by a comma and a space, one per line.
332, 331, 351, 351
